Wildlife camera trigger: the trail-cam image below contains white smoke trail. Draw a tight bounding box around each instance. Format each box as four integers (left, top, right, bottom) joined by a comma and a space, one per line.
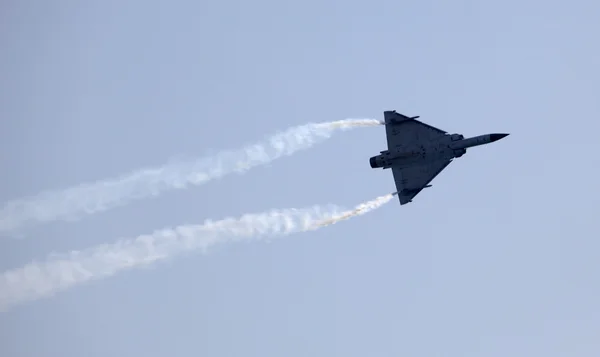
0, 118, 382, 235
0, 192, 395, 311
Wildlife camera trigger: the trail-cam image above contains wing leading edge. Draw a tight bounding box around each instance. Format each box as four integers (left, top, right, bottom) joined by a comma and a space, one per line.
392, 159, 453, 204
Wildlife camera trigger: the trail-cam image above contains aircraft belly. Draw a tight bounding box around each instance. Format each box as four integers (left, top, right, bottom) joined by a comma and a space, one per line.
391, 148, 453, 168
390, 156, 423, 168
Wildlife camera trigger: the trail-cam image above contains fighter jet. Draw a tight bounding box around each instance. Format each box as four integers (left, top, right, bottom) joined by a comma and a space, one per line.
370, 110, 509, 204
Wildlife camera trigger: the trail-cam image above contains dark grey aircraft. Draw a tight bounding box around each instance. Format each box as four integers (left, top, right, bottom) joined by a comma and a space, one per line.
370, 110, 509, 204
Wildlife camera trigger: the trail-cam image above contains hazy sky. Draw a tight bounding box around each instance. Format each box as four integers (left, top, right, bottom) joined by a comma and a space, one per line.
1, 0, 599, 356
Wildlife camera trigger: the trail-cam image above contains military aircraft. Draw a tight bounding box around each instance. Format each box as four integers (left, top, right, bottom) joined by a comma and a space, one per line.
370, 110, 509, 204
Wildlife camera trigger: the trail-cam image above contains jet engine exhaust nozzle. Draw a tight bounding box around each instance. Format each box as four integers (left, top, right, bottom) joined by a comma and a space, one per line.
369, 156, 378, 168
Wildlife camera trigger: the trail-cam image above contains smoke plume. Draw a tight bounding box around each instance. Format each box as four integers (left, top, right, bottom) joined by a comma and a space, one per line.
0, 192, 395, 311
0, 118, 381, 235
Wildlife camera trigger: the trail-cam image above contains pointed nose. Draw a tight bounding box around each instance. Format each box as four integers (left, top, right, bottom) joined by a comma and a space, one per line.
490, 133, 509, 142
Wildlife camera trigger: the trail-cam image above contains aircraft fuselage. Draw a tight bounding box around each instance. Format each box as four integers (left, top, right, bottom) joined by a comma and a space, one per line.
369, 133, 508, 169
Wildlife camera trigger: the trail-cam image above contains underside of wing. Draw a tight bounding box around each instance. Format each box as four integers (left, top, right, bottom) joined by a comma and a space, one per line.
384, 113, 447, 151
391, 159, 452, 204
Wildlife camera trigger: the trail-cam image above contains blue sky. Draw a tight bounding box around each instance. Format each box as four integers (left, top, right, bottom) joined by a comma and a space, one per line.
1, 0, 599, 356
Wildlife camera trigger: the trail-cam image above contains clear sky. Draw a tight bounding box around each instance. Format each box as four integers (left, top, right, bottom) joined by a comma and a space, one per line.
1, 0, 599, 356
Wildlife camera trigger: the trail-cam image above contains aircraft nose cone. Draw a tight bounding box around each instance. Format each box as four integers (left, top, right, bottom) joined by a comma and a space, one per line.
490, 133, 509, 142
